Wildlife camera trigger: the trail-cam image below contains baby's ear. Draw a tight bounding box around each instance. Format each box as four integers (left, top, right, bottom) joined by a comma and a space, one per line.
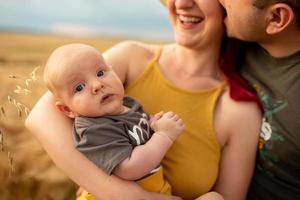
55, 101, 77, 118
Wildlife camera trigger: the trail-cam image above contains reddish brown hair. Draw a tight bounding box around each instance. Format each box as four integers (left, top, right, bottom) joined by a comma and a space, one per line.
219, 37, 262, 108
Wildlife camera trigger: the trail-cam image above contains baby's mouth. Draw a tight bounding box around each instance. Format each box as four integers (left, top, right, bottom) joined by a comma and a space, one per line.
100, 94, 113, 104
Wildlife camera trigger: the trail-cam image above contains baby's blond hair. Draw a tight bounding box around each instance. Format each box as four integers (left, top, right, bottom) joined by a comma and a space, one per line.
44, 43, 99, 98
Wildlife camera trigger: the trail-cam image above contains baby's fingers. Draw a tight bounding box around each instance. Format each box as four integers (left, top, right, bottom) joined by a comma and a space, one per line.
171, 114, 181, 122
163, 111, 176, 118
177, 118, 184, 126
150, 111, 164, 125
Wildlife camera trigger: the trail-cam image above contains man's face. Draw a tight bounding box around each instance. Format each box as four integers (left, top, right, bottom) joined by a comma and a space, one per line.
218, 0, 266, 41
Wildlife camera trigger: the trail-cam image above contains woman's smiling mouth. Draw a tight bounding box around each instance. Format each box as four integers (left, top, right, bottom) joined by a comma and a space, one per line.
178, 15, 202, 24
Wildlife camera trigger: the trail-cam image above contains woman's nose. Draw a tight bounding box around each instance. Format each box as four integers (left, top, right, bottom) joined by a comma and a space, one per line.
175, 0, 194, 8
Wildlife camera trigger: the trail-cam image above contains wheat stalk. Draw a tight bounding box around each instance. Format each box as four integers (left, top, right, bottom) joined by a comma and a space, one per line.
0, 128, 14, 175
8, 151, 14, 176
0, 129, 3, 152
1, 66, 40, 179
8, 66, 39, 84
0, 105, 5, 117
9, 66, 40, 95
6, 66, 40, 118
14, 85, 31, 95
7, 95, 30, 118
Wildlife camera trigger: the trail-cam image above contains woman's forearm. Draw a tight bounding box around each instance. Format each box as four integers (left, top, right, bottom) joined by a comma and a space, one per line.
25, 92, 109, 197
25, 92, 181, 200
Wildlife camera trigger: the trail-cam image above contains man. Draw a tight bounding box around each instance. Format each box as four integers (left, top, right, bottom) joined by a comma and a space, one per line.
219, 0, 300, 199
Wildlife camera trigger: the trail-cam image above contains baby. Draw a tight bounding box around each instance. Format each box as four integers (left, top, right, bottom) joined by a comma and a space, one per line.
43, 43, 184, 199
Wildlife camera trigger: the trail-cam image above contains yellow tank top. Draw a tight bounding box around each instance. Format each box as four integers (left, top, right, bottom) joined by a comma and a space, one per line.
125, 48, 224, 200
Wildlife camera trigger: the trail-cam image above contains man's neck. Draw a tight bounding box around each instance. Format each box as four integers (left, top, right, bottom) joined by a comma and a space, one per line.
259, 31, 300, 58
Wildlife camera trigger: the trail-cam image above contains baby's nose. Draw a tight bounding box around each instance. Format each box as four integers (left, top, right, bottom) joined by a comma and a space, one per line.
92, 81, 104, 94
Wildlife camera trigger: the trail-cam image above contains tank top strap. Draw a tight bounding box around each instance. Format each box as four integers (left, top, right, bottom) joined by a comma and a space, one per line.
146, 46, 162, 68
152, 46, 162, 62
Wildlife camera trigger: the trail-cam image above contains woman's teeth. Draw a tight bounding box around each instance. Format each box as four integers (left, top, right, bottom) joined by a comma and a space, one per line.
178, 15, 202, 23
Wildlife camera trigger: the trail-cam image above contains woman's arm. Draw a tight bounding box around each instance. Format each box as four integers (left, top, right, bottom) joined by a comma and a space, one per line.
213, 91, 261, 200
25, 91, 181, 200
103, 40, 159, 86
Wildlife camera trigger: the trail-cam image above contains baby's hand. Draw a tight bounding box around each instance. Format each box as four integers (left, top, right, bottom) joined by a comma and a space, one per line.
151, 111, 184, 142
150, 111, 164, 125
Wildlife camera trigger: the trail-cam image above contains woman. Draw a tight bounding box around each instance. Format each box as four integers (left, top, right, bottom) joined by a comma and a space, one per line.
26, 0, 261, 199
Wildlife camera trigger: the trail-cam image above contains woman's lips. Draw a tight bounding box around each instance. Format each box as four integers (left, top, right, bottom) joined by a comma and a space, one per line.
178, 15, 202, 24
177, 14, 203, 29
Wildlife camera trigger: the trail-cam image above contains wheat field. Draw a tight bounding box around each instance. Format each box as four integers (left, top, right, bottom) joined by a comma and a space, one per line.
0, 32, 124, 200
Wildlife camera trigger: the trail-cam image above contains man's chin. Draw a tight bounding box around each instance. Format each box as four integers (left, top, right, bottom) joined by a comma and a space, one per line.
225, 30, 234, 38
223, 19, 233, 37
223, 16, 229, 26
224, 27, 238, 39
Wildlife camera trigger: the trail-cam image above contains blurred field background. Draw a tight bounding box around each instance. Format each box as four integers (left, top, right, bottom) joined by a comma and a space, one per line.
0, 32, 125, 200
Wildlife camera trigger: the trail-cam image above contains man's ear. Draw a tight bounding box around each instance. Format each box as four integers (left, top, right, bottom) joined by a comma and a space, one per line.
55, 101, 77, 118
265, 3, 294, 34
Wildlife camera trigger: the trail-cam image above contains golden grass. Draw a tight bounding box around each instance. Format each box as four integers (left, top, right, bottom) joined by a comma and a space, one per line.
0, 32, 125, 200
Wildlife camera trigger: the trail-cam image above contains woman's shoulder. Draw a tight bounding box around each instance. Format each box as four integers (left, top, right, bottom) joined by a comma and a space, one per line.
104, 40, 161, 60
103, 40, 163, 85
220, 87, 261, 125
216, 87, 262, 145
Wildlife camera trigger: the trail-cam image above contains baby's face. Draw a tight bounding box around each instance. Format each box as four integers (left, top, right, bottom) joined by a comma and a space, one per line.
57, 50, 125, 117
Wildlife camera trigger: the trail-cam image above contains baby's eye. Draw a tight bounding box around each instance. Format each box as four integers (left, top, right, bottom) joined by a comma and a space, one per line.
74, 83, 85, 93
97, 70, 105, 77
